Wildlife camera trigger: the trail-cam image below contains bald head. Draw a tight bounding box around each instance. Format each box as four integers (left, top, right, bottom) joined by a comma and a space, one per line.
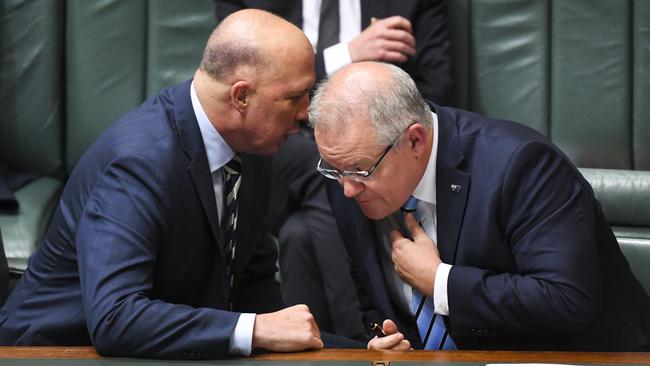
201, 9, 313, 82
310, 62, 432, 146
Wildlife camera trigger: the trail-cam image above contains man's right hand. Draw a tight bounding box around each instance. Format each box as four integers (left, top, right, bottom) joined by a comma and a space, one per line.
252, 304, 323, 352
348, 16, 416, 63
367, 319, 412, 350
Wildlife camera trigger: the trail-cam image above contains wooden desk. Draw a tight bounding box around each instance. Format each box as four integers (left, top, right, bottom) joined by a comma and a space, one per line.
1, 347, 650, 365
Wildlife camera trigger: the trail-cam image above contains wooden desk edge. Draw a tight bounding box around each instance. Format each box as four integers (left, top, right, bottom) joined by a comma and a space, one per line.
1, 347, 650, 364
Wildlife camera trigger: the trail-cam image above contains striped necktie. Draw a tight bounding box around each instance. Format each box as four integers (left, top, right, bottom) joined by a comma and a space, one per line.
401, 196, 456, 350
223, 155, 241, 309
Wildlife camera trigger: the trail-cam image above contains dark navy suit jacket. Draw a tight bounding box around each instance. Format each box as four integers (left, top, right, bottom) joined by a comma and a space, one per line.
326, 103, 650, 351
0, 80, 283, 358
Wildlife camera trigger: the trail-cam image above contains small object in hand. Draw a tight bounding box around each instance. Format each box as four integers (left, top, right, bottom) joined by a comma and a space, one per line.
370, 322, 387, 338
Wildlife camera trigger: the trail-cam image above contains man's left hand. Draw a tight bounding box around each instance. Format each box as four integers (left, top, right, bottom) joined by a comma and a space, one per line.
390, 212, 441, 295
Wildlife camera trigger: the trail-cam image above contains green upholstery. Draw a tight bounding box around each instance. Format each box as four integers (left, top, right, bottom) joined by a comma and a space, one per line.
449, 0, 650, 169
146, 1, 215, 96
579, 169, 650, 228
0, 177, 62, 271
635, 1, 650, 171
65, 0, 215, 173
0, 0, 64, 177
0, 1, 65, 273
65, 0, 148, 173
618, 238, 650, 295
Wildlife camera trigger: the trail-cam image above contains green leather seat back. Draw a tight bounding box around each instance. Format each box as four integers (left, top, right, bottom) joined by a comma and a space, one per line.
65, 0, 215, 173
0, 0, 64, 178
0, 1, 65, 273
449, 0, 650, 170
619, 238, 650, 295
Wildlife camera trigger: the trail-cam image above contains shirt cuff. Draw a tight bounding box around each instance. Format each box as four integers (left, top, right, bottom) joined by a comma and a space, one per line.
433, 263, 452, 316
228, 313, 256, 356
323, 42, 353, 76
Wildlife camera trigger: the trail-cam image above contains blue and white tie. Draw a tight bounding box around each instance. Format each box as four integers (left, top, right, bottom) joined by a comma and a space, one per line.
402, 196, 456, 350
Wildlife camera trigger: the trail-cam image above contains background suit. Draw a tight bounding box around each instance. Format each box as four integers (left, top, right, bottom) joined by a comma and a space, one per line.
326, 103, 650, 350
0, 80, 282, 358
216, 0, 453, 339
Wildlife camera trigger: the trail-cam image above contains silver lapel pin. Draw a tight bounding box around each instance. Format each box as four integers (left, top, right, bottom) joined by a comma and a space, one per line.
450, 184, 462, 193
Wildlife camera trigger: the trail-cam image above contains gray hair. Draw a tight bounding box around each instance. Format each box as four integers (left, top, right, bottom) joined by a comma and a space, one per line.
309, 62, 432, 146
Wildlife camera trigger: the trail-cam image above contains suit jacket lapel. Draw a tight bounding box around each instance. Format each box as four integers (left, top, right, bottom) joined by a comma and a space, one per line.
434, 103, 470, 264
172, 80, 225, 254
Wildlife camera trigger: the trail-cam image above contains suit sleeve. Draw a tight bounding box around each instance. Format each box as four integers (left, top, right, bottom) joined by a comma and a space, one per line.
405, 0, 454, 106
77, 154, 239, 359
447, 141, 602, 339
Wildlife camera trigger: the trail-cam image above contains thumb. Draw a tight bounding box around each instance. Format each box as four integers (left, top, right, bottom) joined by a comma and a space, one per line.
404, 212, 425, 239
382, 319, 399, 335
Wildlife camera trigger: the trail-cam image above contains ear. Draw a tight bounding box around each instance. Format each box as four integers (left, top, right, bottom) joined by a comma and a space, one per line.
230, 80, 252, 113
405, 123, 429, 158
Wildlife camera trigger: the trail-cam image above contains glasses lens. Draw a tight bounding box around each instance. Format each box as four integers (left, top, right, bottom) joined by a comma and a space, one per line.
319, 170, 340, 180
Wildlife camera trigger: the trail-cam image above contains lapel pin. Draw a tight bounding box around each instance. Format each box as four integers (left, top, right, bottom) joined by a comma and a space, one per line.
450, 184, 462, 193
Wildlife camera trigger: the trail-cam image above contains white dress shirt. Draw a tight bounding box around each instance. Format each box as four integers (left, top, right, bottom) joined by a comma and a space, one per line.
302, 0, 361, 75
410, 113, 452, 316
190, 81, 255, 355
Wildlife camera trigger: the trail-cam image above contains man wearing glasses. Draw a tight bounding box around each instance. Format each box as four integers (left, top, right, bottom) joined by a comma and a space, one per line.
309, 61, 650, 351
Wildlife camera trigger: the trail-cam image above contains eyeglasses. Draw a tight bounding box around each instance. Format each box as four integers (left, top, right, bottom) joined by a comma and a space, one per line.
317, 143, 394, 182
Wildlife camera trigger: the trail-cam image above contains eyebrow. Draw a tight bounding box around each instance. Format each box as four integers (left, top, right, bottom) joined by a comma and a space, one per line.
294, 87, 311, 96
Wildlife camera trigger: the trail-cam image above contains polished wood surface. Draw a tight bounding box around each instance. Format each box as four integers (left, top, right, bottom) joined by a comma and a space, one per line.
1, 347, 650, 363
0, 347, 99, 359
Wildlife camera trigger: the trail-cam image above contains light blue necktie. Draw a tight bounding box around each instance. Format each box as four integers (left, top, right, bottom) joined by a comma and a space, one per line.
402, 196, 456, 350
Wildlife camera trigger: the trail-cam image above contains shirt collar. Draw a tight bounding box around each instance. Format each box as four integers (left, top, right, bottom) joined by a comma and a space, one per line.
190, 80, 234, 173
412, 112, 439, 205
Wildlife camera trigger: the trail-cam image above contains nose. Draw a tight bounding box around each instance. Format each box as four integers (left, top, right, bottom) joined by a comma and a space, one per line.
341, 178, 365, 198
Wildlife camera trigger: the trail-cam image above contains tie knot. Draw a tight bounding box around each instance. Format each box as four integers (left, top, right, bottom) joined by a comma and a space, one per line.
224, 155, 241, 176
402, 196, 418, 213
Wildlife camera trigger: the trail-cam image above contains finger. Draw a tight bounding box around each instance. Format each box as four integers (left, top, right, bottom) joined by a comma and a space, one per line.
381, 29, 416, 48
380, 16, 413, 33
391, 339, 412, 351
376, 50, 408, 63
311, 333, 324, 349
294, 303, 310, 312
309, 314, 321, 334
389, 229, 406, 243
379, 40, 416, 56
404, 213, 426, 239
368, 333, 405, 350
382, 319, 398, 335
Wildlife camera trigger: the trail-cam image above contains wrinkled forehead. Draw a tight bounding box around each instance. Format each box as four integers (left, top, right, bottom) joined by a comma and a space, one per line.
315, 123, 381, 167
